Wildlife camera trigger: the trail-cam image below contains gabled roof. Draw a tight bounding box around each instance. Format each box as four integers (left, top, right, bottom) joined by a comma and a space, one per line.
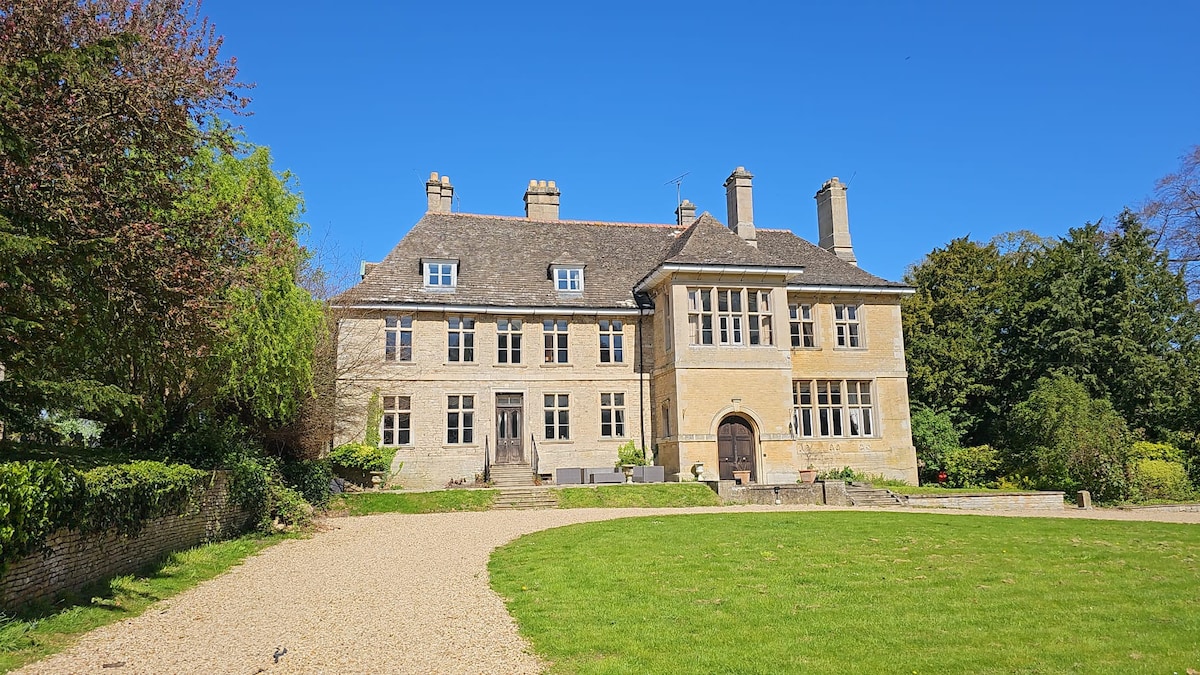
662, 212, 783, 267
334, 212, 906, 310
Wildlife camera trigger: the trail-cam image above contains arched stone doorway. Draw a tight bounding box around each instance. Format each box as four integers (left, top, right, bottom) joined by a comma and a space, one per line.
717, 415, 756, 482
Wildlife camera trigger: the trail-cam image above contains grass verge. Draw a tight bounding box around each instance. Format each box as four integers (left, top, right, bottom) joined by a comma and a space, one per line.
0, 534, 279, 673
553, 483, 721, 508
490, 511, 1200, 674
335, 489, 496, 515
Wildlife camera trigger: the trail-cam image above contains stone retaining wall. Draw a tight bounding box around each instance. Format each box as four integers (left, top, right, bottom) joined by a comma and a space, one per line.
1117, 503, 1200, 513
0, 471, 251, 610
716, 481, 826, 505
901, 491, 1066, 511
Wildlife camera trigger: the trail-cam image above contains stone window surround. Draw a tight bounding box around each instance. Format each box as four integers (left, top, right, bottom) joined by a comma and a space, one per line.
789, 302, 818, 349
543, 393, 570, 440
598, 319, 624, 364
381, 395, 412, 446
833, 303, 864, 349
599, 392, 626, 438
496, 317, 523, 364
446, 394, 475, 445
687, 286, 775, 347
543, 318, 569, 364
792, 379, 876, 439
384, 315, 413, 361
447, 315, 476, 363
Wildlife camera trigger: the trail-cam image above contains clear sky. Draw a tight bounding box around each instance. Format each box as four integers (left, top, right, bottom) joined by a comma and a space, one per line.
202, 0, 1199, 285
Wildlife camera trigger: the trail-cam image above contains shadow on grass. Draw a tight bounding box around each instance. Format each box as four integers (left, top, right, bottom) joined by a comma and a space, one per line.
0, 533, 281, 673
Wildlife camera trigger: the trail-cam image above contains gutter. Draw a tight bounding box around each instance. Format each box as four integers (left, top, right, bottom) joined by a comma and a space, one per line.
634, 263, 804, 293
330, 303, 650, 316
786, 285, 915, 295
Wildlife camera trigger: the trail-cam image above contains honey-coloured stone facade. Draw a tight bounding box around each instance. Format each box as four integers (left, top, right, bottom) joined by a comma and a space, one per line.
333, 167, 918, 488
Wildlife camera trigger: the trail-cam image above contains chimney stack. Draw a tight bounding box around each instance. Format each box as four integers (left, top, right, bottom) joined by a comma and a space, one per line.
675, 199, 696, 226
426, 172, 453, 213
724, 167, 757, 247
524, 179, 560, 220
815, 177, 857, 265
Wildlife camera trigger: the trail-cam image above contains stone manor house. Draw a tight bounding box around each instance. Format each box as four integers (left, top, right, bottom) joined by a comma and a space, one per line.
332, 168, 918, 488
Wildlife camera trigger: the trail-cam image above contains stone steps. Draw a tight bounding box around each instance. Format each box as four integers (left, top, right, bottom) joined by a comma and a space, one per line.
489, 463, 535, 488
493, 486, 558, 510
846, 483, 904, 507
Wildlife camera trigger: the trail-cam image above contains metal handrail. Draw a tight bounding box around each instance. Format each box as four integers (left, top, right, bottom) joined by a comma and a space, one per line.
483, 435, 490, 483
530, 433, 539, 476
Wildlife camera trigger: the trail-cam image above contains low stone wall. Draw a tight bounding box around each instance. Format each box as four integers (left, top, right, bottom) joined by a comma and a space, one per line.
716, 481, 825, 505
901, 491, 1066, 511
1117, 503, 1200, 513
0, 471, 251, 610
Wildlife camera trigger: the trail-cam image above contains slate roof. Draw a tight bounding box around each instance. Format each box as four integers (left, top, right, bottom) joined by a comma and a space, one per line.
335, 212, 906, 310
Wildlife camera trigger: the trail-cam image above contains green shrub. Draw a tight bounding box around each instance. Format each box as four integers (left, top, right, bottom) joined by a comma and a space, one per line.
615, 440, 648, 467
228, 456, 314, 532
1129, 441, 1184, 463
80, 462, 208, 535
1, 460, 208, 573
364, 389, 383, 448
0, 461, 85, 570
1129, 458, 1196, 502
818, 466, 860, 481
329, 442, 392, 473
941, 444, 1001, 488
229, 456, 271, 517
1008, 375, 1131, 502
910, 406, 962, 482
280, 458, 332, 506
268, 482, 314, 529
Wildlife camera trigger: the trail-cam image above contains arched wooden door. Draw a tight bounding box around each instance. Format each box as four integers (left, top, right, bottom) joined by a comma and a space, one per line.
717, 415, 755, 482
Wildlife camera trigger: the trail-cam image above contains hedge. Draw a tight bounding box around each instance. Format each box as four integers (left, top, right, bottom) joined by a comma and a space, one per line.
0, 460, 208, 574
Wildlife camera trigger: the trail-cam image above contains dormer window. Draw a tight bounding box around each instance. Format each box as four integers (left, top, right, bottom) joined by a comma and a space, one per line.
552, 266, 584, 293
423, 259, 458, 289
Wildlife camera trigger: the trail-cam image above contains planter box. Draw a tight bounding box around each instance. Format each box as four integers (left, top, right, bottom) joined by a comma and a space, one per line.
633, 466, 665, 483
584, 467, 621, 483
555, 468, 584, 485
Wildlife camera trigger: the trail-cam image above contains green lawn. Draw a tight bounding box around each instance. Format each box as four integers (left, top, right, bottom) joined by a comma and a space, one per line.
554, 483, 721, 509
489, 512, 1200, 674
0, 534, 280, 673
335, 489, 496, 515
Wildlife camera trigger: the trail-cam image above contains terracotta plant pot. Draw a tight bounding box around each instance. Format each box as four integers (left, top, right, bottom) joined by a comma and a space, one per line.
798, 469, 818, 484
732, 470, 751, 486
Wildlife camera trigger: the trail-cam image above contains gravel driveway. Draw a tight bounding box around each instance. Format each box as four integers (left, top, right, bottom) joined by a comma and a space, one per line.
16, 504, 1200, 674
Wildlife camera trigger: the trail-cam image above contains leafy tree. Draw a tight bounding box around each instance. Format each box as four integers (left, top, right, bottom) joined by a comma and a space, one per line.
1008, 376, 1131, 501
1015, 214, 1200, 439
177, 146, 323, 430
902, 235, 1038, 440
909, 406, 961, 482
0, 0, 244, 435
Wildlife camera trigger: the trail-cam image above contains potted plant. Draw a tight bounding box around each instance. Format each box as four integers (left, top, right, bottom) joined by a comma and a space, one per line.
731, 455, 752, 486
616, 440, 648, 483
798, 466, 818, 484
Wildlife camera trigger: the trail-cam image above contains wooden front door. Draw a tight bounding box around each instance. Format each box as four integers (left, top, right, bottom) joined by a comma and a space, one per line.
717, 415, 755, 481
495, 394, 524, 464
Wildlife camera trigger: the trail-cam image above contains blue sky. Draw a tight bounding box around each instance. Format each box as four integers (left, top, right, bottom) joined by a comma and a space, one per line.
203, 0, 1199, 285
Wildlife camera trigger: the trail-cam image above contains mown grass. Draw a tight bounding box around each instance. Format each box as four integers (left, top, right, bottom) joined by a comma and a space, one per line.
335, 489, 496, 515
0, 534, 279, 673
553, 483, 721, 509
490, 511, 1200, 674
